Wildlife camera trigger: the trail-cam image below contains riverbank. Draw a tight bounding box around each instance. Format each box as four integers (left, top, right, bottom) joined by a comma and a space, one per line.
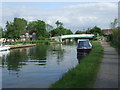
8, 44, 36, 49
15, 40, 64, 45
16, 40, 57, 44
4, 40, 64, 50
50, 41, 104, 88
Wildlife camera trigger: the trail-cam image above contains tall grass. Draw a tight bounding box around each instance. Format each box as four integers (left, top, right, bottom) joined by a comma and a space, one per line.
50, 41, 103, 88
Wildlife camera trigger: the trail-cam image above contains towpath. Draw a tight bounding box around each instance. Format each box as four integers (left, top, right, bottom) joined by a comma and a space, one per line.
94, 40, 119, 88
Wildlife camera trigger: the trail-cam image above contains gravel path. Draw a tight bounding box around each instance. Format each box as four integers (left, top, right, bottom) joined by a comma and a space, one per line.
94, 40, 119, 88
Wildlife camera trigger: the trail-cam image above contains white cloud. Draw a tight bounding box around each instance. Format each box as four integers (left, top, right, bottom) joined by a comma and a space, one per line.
2, 2, 118, 32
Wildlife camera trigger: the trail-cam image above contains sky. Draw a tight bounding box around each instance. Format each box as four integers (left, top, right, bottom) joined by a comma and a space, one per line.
0, 1, 118, 32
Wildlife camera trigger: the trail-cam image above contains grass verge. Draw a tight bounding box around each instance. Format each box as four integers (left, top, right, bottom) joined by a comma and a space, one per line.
50, 41, 103, 88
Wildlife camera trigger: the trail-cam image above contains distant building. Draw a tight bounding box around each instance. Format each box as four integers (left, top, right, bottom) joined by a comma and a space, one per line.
20, 30, 36, 41
102, 29, 113, 35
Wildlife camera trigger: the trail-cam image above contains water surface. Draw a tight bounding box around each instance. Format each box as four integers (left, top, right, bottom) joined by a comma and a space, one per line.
2, 43, 79, 88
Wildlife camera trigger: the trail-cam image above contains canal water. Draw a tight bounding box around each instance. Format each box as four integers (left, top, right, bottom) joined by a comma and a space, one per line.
2, 43, 80, 88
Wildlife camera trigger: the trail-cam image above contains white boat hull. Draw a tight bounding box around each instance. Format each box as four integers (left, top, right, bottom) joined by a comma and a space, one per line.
0, 46, 10, 51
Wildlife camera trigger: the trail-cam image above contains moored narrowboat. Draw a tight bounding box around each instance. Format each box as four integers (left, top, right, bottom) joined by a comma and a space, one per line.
77, 39, 92, 55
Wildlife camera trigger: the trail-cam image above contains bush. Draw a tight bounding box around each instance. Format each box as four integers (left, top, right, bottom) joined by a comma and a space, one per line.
107, 34, 113, 41
38, 36, 45, 40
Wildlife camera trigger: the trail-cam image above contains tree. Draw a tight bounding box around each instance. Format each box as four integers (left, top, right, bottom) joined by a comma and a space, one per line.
26, 20, 47, 39
13, 18, 27, 38
36, 20, 47, 39
46, 24, 53, 32
55, 20, 61, 28
5, 18, 27, 40
5, 21, 15, 39
110, 18, 118, 29
59, 22, 63, 28
75, 30, 83, 34
110, 19, 119, 45
65, 29, 73, 35
50, 27, 73, 37
55, 20, 63, 28
0, 26, 3, 38
26, 21, 37, 30
89, 26, 103, 36
13, 18, 27, 31
51, 20, 73, 36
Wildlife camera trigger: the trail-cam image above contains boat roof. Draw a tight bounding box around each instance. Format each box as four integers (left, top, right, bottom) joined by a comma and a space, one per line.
78, 39, 89, 41
77, 39, 90, 43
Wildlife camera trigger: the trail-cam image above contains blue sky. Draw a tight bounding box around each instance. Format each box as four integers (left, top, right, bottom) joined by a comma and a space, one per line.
1, 2, 118, 32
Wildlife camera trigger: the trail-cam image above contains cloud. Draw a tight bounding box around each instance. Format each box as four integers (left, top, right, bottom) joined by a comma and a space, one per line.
2, 2, 117, 32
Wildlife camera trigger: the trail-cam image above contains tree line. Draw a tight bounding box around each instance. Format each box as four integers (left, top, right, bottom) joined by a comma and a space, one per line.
0, 18, 73, 40
75, 26, 103, 37
0, 17, 104, 40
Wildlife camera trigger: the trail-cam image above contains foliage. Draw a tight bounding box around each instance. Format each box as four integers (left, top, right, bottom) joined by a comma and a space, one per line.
5, 18, 27, 39
26, 20, 48, 39
46, 24, 53, 32
50, 20, 73, 37
38, 36, 46, 40
107, 18, 120, 54
4, 18, 73, 40
107, 27, 120, 54
13, 18, 27, 31
26, 21, 37, 30
55, 20, 63, 28
110, 18, 118, 29
50, 41, 103, 88
5, 21, 15, 39
0, 26, 3, 38
75, 30, 83, 34
50, 27, 73, 37
36, 20, 47, 38
4, 17, 50, 40
86, 26, 103, 36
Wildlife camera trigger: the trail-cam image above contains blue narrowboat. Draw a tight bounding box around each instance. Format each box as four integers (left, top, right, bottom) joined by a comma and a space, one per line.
77, 39, 92, 55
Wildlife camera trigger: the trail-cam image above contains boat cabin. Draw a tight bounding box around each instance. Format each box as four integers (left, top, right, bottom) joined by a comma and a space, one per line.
77, 39, 92, 55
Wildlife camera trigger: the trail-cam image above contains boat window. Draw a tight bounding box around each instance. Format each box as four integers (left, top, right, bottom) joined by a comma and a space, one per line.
78, 41, 91, 48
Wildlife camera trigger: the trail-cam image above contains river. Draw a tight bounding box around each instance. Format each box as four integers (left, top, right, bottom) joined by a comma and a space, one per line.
1, 42, 81, 88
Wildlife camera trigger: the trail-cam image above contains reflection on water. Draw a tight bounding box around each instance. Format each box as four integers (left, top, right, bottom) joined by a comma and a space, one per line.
2, 43, 79, 88
0, 51, 10, 67
77, 53, 85, 64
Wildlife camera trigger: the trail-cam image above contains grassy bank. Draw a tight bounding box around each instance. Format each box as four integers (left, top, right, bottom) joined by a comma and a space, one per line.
50, 41, 103, 88
16, 40, 56, 44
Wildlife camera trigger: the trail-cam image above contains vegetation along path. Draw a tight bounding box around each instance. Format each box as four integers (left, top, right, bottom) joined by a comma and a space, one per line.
94, 40, 118, 88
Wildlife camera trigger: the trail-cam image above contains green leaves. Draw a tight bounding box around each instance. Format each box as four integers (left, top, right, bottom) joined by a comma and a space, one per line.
55, 20, 63, 28
86, 26, 103, 36
50, 28, 73, 37
5, 18, 27, 39
50, 20, 73, 37
0, 26, 3, 38
75, 30, 83, 34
